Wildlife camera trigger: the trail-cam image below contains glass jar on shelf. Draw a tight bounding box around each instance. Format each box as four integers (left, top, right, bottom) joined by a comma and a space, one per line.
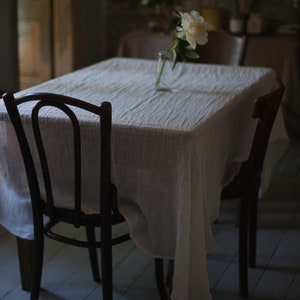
247, 13, 265, 35
229, 14, 245, 34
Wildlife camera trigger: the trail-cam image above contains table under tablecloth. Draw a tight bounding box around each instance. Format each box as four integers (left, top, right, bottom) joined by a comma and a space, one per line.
0, 58, 288, 300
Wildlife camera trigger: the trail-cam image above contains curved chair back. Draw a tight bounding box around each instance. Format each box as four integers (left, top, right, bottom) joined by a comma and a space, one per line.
247, 79, 285, 178
118, 29, 247, 66
117, 29, 171, 60
222, 79, 285, 197
196, 30, 247, 66
2, 92, 130, 300
3, 92, 113, 229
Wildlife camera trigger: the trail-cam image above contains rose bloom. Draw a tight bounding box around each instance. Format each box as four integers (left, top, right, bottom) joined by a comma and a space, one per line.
176, 10, 208, 49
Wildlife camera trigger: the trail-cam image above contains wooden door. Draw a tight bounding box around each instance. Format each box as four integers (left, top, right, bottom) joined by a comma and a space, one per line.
17, 0, 52, 89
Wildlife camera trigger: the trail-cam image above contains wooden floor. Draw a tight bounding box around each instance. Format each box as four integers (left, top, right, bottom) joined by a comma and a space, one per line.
209, 175, 300, 300
0, 174, 299, 299
1, 174, 299, 300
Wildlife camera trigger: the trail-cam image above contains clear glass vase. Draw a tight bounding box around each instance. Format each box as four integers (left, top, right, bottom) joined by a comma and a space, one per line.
155, 50, 183, 92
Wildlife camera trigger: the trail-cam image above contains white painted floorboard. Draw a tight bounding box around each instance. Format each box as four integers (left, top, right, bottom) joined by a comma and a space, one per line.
0, 174, 299, 300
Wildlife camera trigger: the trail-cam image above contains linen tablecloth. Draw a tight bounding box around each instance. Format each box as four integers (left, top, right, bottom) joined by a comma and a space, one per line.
118, 29, 300, 135
0, 58, 288, 300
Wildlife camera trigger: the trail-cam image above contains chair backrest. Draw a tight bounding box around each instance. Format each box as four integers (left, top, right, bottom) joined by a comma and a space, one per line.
118, 29, 247, 66
196, 30, 247, 66
247, 79, 285, 178
117, 29, 171, 60
2, 92, 112, 228
221, 79, 285, 198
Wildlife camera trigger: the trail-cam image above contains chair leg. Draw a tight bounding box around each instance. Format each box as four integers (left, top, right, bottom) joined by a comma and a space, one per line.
249, 189, 259, 268
166, 259, 174, 291
154, 258, 169, 300
235, 200, 241, 228
16, 237, 34, 291
101, 223, 113, 300
86, 227, 101, 283
30, 232, 44, 300
239, 197, 249, 299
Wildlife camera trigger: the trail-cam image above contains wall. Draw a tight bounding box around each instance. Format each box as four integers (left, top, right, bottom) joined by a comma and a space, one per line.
105, 0, 149, 58
1, 0, 298, 92
72, 0, 106, 68
216, 0, 299, 30
0, 0, 19, 93
105, 0, 299, 58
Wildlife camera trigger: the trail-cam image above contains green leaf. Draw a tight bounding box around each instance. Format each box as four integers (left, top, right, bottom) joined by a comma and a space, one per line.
172, 38, 179, 49
184, 45, 194, 50
185, 49, 200, 60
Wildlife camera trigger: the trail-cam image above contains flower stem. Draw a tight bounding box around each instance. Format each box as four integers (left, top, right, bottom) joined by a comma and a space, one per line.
155, 53, 168, 86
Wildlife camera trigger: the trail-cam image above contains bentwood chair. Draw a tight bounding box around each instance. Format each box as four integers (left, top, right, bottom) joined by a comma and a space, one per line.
2, 92, 165, 300
221, 79, 285, 298
194, 29, 247, 66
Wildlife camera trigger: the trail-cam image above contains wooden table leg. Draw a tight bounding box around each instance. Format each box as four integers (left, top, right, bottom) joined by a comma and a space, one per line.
16, 237, 34, 291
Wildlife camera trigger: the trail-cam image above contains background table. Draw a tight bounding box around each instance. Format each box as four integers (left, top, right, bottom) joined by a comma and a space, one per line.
0, 58, 288, 300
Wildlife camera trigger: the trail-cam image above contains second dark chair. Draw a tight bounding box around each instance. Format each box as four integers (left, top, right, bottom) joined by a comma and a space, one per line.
221, 79, 285, 298
156, 79, 285, 299
195, 29, 247, 66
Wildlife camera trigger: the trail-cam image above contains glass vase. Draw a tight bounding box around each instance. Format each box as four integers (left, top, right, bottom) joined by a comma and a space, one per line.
155, 50, 183, 92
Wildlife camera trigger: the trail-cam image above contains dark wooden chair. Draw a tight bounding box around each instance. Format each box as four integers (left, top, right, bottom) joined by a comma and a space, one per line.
156, 79, 285, 299
1, 92, 165, 300
118, 29, 247, 67
195, 30, 247, 66
117, 29, 171, 60
221, 79, 285, 298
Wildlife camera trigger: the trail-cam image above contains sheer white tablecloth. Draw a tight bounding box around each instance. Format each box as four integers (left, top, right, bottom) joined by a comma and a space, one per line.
0, 58, 288, 300
118, 30, 300, 135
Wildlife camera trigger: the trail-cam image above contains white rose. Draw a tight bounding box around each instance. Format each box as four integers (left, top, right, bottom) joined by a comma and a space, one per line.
176, 10, 208, 49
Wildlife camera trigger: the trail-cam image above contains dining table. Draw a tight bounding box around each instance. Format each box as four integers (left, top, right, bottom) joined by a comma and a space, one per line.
0, 57, 289, 300
118, 29, 300, 135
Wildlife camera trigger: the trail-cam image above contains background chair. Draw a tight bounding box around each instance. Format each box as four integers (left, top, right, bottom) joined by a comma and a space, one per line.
117, 29, 171, 60
118, 29, 247, 66
194, 29, 247, 66
221, 79, 285, 298
2, 92, 129, 300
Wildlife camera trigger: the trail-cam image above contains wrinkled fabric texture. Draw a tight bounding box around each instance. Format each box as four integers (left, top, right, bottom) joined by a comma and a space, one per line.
0, 58, 288, 300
